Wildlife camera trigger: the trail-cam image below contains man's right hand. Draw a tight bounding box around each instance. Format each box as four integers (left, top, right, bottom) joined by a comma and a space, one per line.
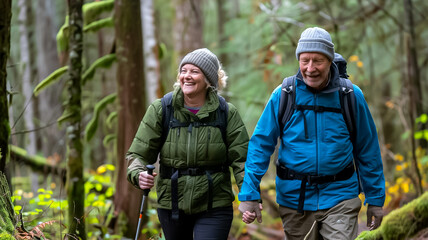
238, 200, 263, 223
138, 170, 157, 190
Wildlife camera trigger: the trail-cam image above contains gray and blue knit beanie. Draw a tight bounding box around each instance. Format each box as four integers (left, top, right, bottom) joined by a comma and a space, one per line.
295, 27, 335, 61
179, 48, 220, 88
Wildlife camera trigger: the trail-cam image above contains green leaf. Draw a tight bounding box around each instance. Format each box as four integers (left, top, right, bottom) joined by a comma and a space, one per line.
85, 93, 117, 141
82, 54, 116, 85
103, 134, 116, 147
83, 17, 113, 33
83, 0, 115, 25
57, 109, 74, 125
401, 130, 410, 140
106, 111, 117, 128
417, 114, 427, 124
33, 66, 68, 96
414, 131, 423, 139
56, 16, 69, 54
421, 156, 428, 165
105, 164, 115, 171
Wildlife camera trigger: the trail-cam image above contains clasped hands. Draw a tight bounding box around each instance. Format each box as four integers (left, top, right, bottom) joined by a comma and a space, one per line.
238, 200, 263, 224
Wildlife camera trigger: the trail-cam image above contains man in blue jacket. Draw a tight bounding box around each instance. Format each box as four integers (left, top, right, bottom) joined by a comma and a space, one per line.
238, 27, 385, 239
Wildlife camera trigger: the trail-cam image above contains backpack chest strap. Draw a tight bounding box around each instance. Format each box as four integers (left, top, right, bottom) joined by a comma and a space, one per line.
161, 164, 229, 221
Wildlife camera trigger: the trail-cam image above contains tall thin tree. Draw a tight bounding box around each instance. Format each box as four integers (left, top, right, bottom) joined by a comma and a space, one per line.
403, 0, 423, 196
66, 0, 86, 239
173, 0, 203, 60
0, 0, 12, 173
114, 0, 145, 237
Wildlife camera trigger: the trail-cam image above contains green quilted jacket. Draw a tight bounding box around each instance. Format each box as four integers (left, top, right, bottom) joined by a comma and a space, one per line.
126, 87, 249, 214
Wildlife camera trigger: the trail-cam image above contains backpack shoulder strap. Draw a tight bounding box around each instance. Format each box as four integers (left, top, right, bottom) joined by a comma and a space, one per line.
339, 78, 356, 143
160, 91, 174, 147
217, 95, 229, 145
278, 76, 296, 137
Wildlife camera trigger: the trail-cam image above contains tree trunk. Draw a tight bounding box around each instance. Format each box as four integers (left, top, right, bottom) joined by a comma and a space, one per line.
18, 0, 40, 195
173, 0, 203, 61
36, 0, 65, 158
114, 0, 145, 237
403, 0, 423, 196
66, 0, 86, 239
0, 0, 12, 173
141, 0, 161, 103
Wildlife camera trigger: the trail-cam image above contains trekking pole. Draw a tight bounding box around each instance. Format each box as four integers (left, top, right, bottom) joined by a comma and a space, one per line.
134, 165, 155, 240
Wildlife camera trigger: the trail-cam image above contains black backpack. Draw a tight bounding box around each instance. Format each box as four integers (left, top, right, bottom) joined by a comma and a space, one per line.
160, 92, 229, 147
278, 53, 356, 144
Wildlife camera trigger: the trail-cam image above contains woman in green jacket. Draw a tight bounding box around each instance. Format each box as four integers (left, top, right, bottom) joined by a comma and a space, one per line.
126, 48, 249, 240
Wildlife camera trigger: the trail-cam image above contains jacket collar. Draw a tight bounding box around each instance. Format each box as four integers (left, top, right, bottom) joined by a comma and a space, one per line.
172, 87, 220, 119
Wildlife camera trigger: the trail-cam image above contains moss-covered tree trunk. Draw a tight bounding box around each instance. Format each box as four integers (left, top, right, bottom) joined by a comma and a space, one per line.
114, 0, 145, 237
66, 0, 86, 239
0, 0, 12, 173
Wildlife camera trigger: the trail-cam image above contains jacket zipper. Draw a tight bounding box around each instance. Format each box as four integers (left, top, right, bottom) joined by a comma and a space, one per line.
314, 93, 320, 209
175, 128, 180, 157
187, 123, 194, 213
206, 128, 211, 158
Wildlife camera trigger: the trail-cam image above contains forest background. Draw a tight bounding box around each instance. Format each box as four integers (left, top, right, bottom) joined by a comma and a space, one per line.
1, 0, 428, 239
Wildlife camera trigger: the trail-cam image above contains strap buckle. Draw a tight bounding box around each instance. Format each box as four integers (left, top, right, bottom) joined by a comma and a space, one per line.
187, 167, 201, 176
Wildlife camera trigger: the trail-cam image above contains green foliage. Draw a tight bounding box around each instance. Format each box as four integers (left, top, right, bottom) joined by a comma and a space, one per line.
57, 108, 75, 126
33, 66, 68, 96
103, 134, 116, 147
0, 172, 15, 234
85, 93, 117, 141
357, 192, 428, 240
415, 114, 428, 140
84, 164, 116, 239
82, 54, 116, 85
83, 17, 114, 33
106, 111, 117, 129
83, 0, 115, 25
56, 16, 69, 54
0, 232, 14, 240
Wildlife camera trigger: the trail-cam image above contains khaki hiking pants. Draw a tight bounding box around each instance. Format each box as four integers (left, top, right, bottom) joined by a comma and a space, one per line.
279, 197, 361, 240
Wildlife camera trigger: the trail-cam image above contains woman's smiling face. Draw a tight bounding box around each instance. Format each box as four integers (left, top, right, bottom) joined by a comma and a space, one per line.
179, 64, 208, 98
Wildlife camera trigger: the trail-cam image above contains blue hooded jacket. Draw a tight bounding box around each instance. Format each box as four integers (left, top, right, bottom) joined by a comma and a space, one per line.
238, 64, 385, 211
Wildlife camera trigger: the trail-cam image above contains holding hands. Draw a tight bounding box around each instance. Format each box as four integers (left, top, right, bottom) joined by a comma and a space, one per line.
238, 200, 263, 224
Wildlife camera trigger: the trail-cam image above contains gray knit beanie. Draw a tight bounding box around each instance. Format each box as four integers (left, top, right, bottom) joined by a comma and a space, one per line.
179, 48, 220, 88
295, 27, 335, 61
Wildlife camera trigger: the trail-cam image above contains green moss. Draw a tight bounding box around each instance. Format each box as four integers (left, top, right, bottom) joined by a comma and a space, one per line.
357, 192, 428, 240
382, 192, 428, 240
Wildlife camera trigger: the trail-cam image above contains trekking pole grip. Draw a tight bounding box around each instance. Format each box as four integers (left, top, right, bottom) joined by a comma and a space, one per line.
144, 165, 155, 196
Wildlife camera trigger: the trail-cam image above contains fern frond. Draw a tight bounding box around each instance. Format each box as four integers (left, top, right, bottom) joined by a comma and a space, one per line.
83, 0, 115, 25
82, 53, 116, 85
83, 17, 113, 33
85, 93, 117, 141
34, 66, 68, 96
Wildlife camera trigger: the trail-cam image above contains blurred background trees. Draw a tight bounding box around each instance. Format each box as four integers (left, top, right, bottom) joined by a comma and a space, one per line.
1, 0, 428, 239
